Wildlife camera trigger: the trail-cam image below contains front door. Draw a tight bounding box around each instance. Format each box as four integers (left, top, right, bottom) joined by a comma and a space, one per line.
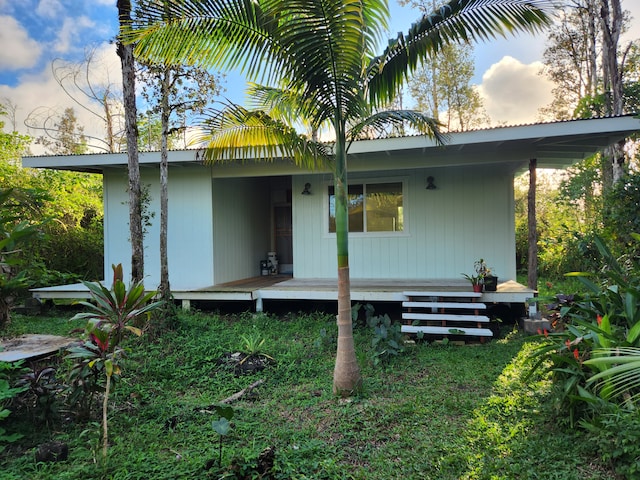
274, 204, 293, 274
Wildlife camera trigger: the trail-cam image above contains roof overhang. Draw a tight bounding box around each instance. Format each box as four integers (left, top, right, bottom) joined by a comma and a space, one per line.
22, 116, 640, 175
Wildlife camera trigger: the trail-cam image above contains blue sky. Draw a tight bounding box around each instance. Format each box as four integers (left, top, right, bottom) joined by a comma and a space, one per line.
1, 0, 639, 151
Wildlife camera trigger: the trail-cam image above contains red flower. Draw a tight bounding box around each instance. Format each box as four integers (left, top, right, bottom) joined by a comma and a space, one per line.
537, 328, 542, 335
597, 315, 602, 326
573, 348, 580, 360
543, 329, 549, 337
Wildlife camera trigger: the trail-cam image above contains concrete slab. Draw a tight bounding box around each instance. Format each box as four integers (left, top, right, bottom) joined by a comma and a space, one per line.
0, 334, 77, 362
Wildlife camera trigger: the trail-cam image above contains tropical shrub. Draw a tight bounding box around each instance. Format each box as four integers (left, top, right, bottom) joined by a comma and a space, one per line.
581, 406, 640, 478
0, 360, 28, 451
0, 188, 40, 327
67, 263, 162, 460
529, 235, 640, 424
358, 303, 405, 366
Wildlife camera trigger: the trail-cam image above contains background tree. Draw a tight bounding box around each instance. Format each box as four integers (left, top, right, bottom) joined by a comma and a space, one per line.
127, 0, 552, 394
1, 105, 103, 290
409, 42, 489, 130
539, 0, 637, 187
24, 49, 125, 153
517, 0, 640, 282
30, 107, 88, 155
136, 52, 223, 302
399, 0, 489, 131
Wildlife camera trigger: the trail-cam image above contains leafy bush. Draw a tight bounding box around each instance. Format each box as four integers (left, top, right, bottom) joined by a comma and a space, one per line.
529, 235, 640, 424
0, 189, 40, 326
582, 406, 640, 478
0, 360, 28, 450
355, 303, 405, 365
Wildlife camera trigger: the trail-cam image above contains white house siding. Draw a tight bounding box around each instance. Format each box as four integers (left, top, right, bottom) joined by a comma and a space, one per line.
103, 165, 215, 289
211, 177, 271, 284
291, 165, 516, 281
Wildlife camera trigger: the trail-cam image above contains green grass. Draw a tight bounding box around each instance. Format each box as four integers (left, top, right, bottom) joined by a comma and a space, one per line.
1, 309, 615, 479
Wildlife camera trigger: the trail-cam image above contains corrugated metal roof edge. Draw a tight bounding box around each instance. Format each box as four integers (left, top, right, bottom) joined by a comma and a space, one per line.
23, 114, 638, 159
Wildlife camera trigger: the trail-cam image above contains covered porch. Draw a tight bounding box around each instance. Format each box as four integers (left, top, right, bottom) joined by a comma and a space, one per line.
31, 276, 535, 318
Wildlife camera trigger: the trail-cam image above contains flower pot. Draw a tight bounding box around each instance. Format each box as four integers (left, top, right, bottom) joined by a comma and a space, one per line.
472, 284, 483, 293
483, 275, 498, 292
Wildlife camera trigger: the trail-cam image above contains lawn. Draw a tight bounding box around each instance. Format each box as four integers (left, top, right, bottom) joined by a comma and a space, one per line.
1, 308, 615, 479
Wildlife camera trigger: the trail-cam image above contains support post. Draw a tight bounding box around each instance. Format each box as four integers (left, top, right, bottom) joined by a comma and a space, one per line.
527, 158, 538, 316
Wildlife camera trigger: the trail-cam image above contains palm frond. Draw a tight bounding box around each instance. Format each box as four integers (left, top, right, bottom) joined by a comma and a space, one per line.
127, 0, 282, 83
585, 347, 640, 404
247, 83, 328, 135
368, 0, 554, 106
196, 103, 332, 170
347, 110, 447, 148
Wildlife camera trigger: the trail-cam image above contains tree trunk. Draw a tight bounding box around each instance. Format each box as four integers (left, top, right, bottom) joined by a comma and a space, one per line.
332, 128, 362, 396
102, 371, 111, 461
600, 0, 626, 187
117, 0, 144, 283
527, 159, 538, 291
159, 67, 171, 301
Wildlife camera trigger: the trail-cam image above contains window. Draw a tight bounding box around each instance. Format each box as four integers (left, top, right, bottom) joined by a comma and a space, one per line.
328, 181, 403, 233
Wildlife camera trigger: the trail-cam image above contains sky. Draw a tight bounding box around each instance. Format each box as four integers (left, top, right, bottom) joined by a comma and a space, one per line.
1, 0, 640, 154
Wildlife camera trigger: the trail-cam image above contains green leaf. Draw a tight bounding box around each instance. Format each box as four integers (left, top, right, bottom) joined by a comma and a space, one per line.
213, 404, 234, 421
212, 417, 231, 436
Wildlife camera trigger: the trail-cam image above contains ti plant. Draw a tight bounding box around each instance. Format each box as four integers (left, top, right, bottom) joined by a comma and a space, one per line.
211, 404, 234, 467
68, 263, 163, 461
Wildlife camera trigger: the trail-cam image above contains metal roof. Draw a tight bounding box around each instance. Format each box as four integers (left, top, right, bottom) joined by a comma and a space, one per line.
22, 115, 640, 174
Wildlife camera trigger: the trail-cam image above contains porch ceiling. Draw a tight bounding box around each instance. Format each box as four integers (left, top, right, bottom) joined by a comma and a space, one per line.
348, 115, 640, 171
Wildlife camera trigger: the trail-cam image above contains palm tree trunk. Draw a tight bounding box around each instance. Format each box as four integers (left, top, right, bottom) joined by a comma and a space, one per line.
332, 131, 362, 396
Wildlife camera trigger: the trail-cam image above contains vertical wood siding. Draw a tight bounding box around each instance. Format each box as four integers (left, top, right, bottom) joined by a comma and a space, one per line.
103, 166, 215, 289
292, 166, 516, 281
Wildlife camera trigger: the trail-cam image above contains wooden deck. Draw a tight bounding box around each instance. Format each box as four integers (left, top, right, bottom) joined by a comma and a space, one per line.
30, 276, 536, 313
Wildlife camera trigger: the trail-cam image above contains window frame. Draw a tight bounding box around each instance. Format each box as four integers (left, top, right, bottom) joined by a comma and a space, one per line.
324, 177, 409, 237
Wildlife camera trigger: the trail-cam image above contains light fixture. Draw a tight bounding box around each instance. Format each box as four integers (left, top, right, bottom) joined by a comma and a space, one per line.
301, 182, 311, 195
426, 176, 437, 190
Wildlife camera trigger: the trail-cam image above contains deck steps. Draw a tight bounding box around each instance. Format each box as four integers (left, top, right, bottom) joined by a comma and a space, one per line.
401, 291, 493, 339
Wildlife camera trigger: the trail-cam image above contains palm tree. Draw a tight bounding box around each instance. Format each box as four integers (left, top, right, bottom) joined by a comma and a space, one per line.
124, 0, 552, 395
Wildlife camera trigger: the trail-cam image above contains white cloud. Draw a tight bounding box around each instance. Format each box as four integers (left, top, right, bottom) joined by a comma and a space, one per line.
36, 0, 63, 18
0, 41, 123, 155
477, 56, 554, 126
0, 15, 42, 70
54, 15, 96, 54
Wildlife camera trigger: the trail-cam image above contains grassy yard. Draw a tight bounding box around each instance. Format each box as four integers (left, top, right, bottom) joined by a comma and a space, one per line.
1, 308, 615, 479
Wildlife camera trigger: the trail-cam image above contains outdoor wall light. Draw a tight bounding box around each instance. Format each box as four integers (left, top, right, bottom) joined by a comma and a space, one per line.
301, 182, 312, 195
426, 176, 437, 190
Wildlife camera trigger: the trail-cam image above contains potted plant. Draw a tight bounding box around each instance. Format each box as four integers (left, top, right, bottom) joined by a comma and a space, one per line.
462, 273, 484, 293
475, 258, 498, 292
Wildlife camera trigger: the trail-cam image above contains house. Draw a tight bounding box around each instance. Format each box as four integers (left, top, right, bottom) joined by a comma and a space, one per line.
22, 116, 640, 317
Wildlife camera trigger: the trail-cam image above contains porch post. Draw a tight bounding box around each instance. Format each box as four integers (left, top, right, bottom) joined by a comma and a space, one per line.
527, 158, 538, 315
